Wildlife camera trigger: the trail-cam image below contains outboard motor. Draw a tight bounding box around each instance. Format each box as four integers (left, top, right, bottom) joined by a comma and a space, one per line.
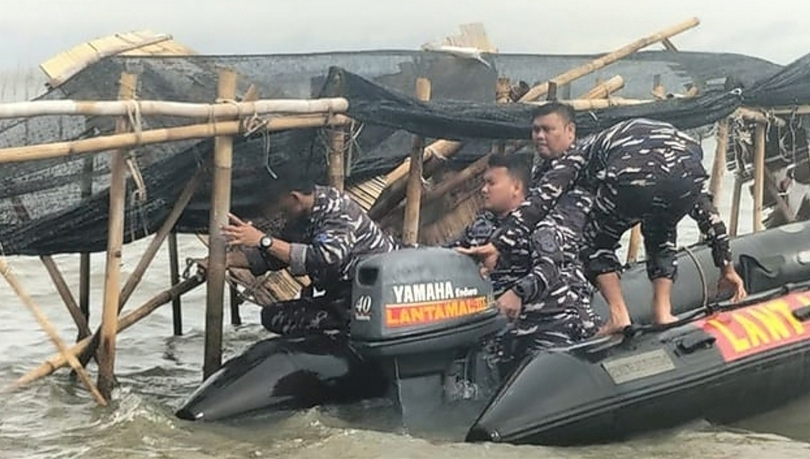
349, 247, 505, 424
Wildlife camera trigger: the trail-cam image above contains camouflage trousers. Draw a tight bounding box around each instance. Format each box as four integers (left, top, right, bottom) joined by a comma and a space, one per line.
483, 309, 596, 379
581, 153, 707, 283
260, 296, 350, 337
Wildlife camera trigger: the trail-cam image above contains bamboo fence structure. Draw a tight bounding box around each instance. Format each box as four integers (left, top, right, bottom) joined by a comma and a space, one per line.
1, 16, 800, 414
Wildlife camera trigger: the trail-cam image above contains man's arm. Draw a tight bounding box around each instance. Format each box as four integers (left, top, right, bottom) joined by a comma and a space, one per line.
510, 227, 563, 305
688, 192, 733, 268
491, 150, 587, 253
280, 214, 357, 277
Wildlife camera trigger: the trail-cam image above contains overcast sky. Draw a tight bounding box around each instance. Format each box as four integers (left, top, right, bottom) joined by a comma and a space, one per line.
1, 0, 808, 73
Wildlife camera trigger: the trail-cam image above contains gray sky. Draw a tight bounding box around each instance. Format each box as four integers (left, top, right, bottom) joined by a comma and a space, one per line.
1, 0, 808, 72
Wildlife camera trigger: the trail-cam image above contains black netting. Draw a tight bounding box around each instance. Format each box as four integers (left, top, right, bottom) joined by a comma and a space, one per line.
0, 50, 801, 256
745, 52, 810, 107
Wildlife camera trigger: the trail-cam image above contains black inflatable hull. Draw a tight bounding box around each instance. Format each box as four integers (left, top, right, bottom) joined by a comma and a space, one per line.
176, 221, 810, 445
175, 334, 387, 421
467, 283, 810, 445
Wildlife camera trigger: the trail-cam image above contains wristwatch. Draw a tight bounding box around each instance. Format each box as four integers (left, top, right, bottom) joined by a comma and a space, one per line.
259, 234, 274, 250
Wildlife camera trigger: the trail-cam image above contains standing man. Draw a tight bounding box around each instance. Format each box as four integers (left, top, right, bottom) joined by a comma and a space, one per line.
461, 103, 747, 336
222, 178, 399, 337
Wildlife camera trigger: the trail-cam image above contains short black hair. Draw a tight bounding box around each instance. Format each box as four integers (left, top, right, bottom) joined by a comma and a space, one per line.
486, 153, 531, 193
530, 101, 576, 125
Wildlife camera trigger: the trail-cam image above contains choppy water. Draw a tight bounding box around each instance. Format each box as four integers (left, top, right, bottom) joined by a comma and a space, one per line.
3, 139, 810, 458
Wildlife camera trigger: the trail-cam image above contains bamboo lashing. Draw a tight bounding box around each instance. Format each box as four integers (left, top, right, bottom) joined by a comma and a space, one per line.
97, 72, 137, 400
0, 113, 351, 164
6, 275, 205, 392
0, 257, 107, 406
204, 69, 237, 380
0, 97, 349, 120
366, 17, 699, 217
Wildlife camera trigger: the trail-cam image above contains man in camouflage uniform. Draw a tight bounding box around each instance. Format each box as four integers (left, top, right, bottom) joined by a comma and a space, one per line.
223, 179, 399, 337
462, 103, 747, 336
477, 187, 600, 377
445, 153, 532, 296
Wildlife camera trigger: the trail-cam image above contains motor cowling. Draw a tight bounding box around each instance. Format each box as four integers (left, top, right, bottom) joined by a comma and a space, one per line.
349, 246, 502, 372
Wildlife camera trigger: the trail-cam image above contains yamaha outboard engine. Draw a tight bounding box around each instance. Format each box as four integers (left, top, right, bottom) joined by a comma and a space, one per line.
349, 247, 505, 424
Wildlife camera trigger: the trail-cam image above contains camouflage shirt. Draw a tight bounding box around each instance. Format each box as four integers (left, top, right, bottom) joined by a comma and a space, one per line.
492, 118, 733, 269
445, 210, 531, 296
245, 185, 399, 293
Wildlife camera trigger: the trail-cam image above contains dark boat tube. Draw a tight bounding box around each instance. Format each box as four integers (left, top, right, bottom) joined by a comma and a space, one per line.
175, 334, 387, 422
468, 281, 810, 446
597, 220, 810, 324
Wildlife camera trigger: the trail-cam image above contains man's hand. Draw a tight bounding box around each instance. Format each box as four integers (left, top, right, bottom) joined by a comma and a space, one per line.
496, 289, 522, 321
221, 212, 264, 247
456, 242, 499, 276
718, 263, 747, 303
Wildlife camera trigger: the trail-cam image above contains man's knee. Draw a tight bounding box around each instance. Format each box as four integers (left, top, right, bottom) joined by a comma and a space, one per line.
646, 253, 678, 282
582, 249, 623, 284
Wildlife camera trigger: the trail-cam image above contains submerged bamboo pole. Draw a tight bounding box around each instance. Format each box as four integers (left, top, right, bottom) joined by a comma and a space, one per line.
520, 17, 700, 102
752, 122, 766, 232
0, 113, 351, 164
0, 97, 349, 120
79, 156, 93, 341
0, 257, 107, 405
204, 69, 237, 380
402, 78, 432, 245
6, 274, 205, 392
168, 232, 183, 336
97, 72, 137, 400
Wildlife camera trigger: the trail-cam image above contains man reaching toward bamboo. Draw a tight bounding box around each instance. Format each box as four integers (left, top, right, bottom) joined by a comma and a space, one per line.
221, 175, 399, 337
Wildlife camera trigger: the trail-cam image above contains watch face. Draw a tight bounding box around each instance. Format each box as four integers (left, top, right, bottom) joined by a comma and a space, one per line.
261, 236, 271, 248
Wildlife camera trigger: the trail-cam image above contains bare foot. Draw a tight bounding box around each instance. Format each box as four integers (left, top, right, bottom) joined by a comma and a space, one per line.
653, 313, 678, 325
596, 318, 632, 337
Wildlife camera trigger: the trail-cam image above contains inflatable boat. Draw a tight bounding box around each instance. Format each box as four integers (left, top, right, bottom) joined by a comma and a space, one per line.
175, 221, 810, 446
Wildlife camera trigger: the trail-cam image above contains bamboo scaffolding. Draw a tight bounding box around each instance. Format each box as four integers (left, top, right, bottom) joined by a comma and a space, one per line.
0, 257, 107, 405
579, 75, 624, 100
709, 118, 729, 207
366, 18, 698, 218
75, 164, 206, 367
0, 113, 351, 164
6, 274, 205, 392
168, 232, 183, 336
78, 156, 93, 340
328, 128, 346, 191
520, 17, 700, 102
97, 72, 137, 400
0, 97, 349, 120
729, 174, 743, 237
403, 78, 432, 245
204, 69, 237, 380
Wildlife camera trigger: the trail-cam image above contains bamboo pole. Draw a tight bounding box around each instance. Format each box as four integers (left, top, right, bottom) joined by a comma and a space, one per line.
328, 128, 346, 191
97, 72, 137, 400
367, 18, 699, 216
0, 114, 351, 164
753, 122, 766, 232
168, 232, 183, 336
204, 69, 237, 380
626, 225, 643, 264
79, 157, 92, 341
0, 257, 107, 405
729, 174, 743, 237
6, 274, 205, 392
402, 78, 432, 245
0, 97, 349, 120
709, 118, 729, 207
520, 17, 700, 102
579, 75, 624, 99
75, 164, 206, 367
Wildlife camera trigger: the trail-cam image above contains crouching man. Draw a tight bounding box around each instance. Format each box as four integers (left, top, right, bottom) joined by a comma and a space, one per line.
461, 186, 600, 376
222, 178, 399, 337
